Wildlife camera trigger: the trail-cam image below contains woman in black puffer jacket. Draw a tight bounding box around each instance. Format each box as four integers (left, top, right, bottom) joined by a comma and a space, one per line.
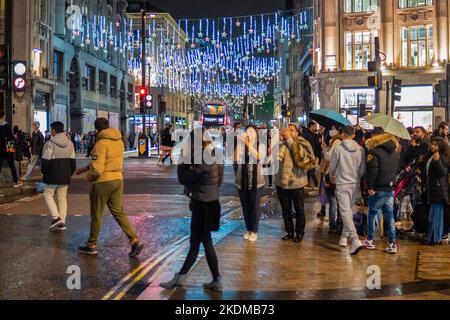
423, 137, 450, 245
161, 128, 224, 292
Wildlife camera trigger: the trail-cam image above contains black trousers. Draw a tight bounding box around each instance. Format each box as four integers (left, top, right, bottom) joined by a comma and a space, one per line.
277, 187, 305, 235
180, 201, 220, 279
307, 168, 318, 187
0, 153, 18, 183
238, 187, 263, 233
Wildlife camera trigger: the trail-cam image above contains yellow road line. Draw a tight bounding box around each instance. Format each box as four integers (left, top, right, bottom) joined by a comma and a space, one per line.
101, 235, 189, 300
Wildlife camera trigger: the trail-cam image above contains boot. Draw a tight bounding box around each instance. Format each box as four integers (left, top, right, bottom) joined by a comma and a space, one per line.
160, 273, 187, 289
203, 276, 223, 292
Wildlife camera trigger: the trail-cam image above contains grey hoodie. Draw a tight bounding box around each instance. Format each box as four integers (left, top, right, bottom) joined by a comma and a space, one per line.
328, 139, 366, 185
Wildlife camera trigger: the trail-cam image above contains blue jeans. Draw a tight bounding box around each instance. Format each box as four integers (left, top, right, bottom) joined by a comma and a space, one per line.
367, 191, 396, 244
328, 196, 337, 229
427, 203, 444, 243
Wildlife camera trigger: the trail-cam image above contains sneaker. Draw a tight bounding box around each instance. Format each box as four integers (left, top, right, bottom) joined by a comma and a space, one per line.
49, 218, 64, 230
282, 233, 294, 241
78, 244, 98, 256
363, 240, 376, 250
339, 237, 348, 247
385, 243, 398, 254
248, 232, 258, 242
129, 242, 144, 257
243, 232, 250, 240
14, 182, 23, 188
294, 233, 304, 243
350, 240, 364, 256
55, 223, 66, 231
157, 161, 163, 166
316, 212, 325, 220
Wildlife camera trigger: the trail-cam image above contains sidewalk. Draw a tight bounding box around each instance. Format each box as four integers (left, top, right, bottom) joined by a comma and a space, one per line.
138, 196, 450, 301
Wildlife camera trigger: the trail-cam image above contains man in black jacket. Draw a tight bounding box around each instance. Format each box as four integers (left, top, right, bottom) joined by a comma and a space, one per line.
302, 122, 320, 190
363, 128, 400, 254
23, 121, 45, 180
0, 112, 21, 188
42, 122, 76, 231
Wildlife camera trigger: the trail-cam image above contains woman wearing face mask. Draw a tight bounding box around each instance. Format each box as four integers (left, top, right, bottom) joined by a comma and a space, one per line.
421, 137, 450, 245
235, 125, 266, 242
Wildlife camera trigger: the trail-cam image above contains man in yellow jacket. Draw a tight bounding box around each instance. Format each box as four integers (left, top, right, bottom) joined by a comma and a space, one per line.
76, 118, 143, 257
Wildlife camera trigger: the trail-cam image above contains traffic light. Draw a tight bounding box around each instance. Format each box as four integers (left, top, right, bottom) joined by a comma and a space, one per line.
12, 60, 27, 93
281, 103, 289, 117
367, 37, 382, 91
139, 86, 147, 113
359, 103, 366, 117
0, 45, 9, 91
160, 101, 167, 114
392, 78, 402, 102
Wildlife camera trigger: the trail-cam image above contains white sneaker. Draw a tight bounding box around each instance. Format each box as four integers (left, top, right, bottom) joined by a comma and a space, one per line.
14, 182, 23, 188
339, 237, 348, 247
248, 232, 258, 242
350, 240, 364, 256
385, 243, 398, 254
243, 232, 250, 240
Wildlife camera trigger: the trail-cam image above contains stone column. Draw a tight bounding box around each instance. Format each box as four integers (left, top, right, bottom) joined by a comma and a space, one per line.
381, 0, 395, 65
436, 0, 448, 63
322, 0, 339, 71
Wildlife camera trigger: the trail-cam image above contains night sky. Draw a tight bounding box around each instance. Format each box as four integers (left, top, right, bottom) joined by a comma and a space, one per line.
149, 0, 287, 19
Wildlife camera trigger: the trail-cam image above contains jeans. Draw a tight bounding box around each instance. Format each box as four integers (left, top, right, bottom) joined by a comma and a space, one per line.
24, 154, 40, 179
335, 184, 359, 243
427, 203, 444, 243
277, 187, 305, 235
238, 187, 263, 233
328, 196, 337, 229
367, 191, 396, 244
43, 185, 69, 223
88, 180, 138, 245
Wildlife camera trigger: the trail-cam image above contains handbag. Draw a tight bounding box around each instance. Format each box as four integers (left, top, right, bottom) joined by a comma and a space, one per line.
177, 163, 203, 186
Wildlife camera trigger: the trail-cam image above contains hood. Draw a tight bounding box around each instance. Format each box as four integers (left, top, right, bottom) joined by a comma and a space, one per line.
366, 133, 399, 153
97, 128, 122, 141
50, 133, 70, 148
340, 139, 360, 153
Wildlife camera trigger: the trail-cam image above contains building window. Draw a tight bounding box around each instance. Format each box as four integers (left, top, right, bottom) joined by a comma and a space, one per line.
344, 0, 378, 13
110, 75, 117, 97
99, 70, 107, 95
85, 65, 96, 92
53, 50, 64, 82
399, 0, 433, 9
345, 31, 378, 70
401, 25, 433, 67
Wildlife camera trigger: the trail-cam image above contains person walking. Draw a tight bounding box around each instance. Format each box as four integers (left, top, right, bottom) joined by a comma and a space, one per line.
42, 122, 76, 231
362, 128, 400, 254
76, 118, 143, 257
421, 137, 450, 245
160, 128, 224, 291
235, 125, 266, 242
23, 121, 45, 181
329, 125, 366, 255
158, 125, 175, 166
276, 124, 312, 243
0, 112, 22, 188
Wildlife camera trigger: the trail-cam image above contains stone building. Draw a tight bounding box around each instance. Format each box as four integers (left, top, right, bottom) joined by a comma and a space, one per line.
11, 0, 135, 133
312, 0, 450, 129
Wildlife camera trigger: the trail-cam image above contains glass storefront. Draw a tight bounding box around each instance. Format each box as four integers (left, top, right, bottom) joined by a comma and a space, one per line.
393, 85, 433, 130
340, 87, 375, 129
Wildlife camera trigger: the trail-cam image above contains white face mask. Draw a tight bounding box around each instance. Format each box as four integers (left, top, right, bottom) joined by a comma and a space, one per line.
329, 129, 338, 138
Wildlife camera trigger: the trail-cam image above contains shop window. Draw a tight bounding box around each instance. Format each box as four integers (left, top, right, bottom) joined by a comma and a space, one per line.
401, 25, 433, 68
399, 0, 433, 9
345, 31, 378, 70
343, 0, 378, 13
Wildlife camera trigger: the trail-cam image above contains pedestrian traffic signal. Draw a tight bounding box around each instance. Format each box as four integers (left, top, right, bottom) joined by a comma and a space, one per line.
12, 60, 27, 92
139, 86, 147, 97
0, 45, 10, 91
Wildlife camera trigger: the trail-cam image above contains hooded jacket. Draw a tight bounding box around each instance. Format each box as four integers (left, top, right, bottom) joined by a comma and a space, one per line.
328, 139, 366, 185
41, 133, 76, 185
365, 133, 400, 192
86, 128, 124, 183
